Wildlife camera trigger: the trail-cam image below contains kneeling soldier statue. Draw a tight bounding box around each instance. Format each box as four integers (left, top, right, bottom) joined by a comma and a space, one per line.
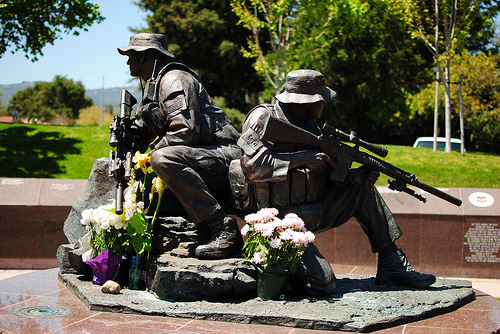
236, 69, 436, 295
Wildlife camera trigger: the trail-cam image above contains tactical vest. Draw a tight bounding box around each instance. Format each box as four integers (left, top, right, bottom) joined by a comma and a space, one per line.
139, 62, 238, 145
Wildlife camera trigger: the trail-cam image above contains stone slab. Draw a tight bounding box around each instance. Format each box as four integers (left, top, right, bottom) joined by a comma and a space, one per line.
58, 271, 474, 333
0, 178, 41, 205
0, 205, 70, 261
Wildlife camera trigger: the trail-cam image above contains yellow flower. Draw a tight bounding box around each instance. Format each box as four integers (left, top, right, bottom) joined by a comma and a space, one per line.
151, 176, 167, 199
133, 152, 150, 174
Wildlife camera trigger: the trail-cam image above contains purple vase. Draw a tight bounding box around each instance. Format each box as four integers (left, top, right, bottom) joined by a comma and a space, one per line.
85, 249, 128, 285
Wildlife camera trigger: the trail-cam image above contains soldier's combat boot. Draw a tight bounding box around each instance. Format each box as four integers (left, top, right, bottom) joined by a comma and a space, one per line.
375, 249, 436, 289
195, 216, 243, 260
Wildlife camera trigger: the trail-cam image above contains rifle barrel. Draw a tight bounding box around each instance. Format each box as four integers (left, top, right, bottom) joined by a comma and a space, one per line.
411, 179, 462, 206
354, 149, 462, 206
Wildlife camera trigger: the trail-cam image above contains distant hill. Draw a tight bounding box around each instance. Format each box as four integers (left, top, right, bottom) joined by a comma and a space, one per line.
0, 82, 141, 110
85, 86, 141, 109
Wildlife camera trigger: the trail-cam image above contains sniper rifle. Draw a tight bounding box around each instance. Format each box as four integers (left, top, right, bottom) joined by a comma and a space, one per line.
260, 116, 462, 206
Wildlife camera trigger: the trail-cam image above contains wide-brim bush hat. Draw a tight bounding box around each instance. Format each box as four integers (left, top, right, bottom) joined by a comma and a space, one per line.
118, 33, 175, 58
276, 69, 336, 104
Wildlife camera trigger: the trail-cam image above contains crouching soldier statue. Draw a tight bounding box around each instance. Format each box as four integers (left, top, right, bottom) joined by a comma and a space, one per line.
116, 33, 243, 260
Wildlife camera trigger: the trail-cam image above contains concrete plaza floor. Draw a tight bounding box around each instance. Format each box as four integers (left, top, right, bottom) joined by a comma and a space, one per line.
0, 265, 499, 334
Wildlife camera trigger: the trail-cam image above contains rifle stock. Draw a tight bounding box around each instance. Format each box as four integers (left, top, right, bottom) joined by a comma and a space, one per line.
260, 116, 462, 207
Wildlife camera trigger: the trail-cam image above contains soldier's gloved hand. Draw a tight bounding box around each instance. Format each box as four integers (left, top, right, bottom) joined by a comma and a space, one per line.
290, 151, 337, 172
351, 165, 380, 188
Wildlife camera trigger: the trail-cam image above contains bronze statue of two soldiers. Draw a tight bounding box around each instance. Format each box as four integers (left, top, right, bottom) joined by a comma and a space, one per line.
116, 33, 437, 294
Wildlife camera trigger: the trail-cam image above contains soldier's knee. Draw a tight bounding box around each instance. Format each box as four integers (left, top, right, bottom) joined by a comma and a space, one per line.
150, 150, 161, 171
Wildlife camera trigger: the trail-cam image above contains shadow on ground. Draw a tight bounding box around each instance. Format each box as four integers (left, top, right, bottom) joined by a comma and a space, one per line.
0, 126, 82, 178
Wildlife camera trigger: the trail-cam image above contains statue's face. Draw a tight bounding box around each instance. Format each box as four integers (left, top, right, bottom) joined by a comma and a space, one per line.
126, 52, 140, 77
307, 101, 326, 119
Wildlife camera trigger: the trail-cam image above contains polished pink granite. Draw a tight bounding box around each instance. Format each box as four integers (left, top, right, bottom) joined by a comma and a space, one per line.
0, 179, 86, 269
0, 268, 499, 334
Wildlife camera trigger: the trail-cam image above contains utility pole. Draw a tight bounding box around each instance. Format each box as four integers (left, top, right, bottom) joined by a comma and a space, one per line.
93, 72, 105, 126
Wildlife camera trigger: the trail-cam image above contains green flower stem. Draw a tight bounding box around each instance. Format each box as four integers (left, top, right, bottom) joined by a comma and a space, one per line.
151, 194, 162, 226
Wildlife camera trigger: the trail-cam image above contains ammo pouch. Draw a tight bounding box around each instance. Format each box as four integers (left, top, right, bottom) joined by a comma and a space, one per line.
228, 159, 256, 212
199, 112, 237, 145
197, 85, 239, 145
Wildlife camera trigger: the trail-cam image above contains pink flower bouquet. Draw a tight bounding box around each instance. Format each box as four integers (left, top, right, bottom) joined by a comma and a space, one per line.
241, 208, 315, 274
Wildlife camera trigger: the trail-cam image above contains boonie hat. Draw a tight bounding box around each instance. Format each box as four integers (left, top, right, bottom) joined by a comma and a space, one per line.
118, 33, 175, 58
275, 69, 336, 104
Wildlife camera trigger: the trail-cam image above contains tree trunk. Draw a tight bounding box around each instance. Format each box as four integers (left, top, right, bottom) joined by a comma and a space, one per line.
444, 60, 452, 153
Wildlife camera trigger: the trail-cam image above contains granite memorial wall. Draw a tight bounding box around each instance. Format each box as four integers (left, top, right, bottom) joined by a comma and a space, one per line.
0, 177, 498, 278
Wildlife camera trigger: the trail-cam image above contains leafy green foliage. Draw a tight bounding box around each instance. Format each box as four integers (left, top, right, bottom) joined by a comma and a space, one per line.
0, 90, 3, 112
77, 105, 114, 126
389, 0, 500, 55
0, 0, 104, 61
230, 0, 369, 102
315, 0, 434, 143
10, 75, 92, 123
126, 211, 152, 256
139, 0, 500, 151
387, 0, 500, 152
137, 0, 262, 110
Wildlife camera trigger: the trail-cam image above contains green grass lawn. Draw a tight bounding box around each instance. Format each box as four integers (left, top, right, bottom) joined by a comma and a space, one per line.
0, 123, 110, 179
0, 122, 499, 188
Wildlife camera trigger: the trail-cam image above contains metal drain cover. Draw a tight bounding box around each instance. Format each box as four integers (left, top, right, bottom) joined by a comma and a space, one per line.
14, 306, 73, 318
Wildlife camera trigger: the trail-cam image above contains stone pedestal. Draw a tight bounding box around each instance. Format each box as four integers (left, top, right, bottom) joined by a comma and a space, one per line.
147, 254, 256, 301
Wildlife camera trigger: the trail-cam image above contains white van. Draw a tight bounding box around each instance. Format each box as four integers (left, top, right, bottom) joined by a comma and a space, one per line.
413, 137, 463, 152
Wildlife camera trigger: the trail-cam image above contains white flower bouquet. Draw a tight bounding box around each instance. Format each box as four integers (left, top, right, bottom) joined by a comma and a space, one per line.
81, 151, 166, 259
241, 208, 315, 274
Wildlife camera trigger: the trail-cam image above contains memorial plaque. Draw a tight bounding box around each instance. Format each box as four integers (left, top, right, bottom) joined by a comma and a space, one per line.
461, 188, 500, 216
464, 222, 500, 264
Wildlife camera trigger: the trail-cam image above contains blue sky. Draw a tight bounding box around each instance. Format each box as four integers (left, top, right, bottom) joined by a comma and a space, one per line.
0, 1, 149, 90
1, 3, 499, 91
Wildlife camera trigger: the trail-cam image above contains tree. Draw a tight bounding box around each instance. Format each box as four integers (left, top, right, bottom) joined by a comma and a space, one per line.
0, 90, 4, 114
230, 0, 369, 102
10, 75, 92, 123
137, 0, 262, 110
389, 0, 500, 152
0, 0, 104, 61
